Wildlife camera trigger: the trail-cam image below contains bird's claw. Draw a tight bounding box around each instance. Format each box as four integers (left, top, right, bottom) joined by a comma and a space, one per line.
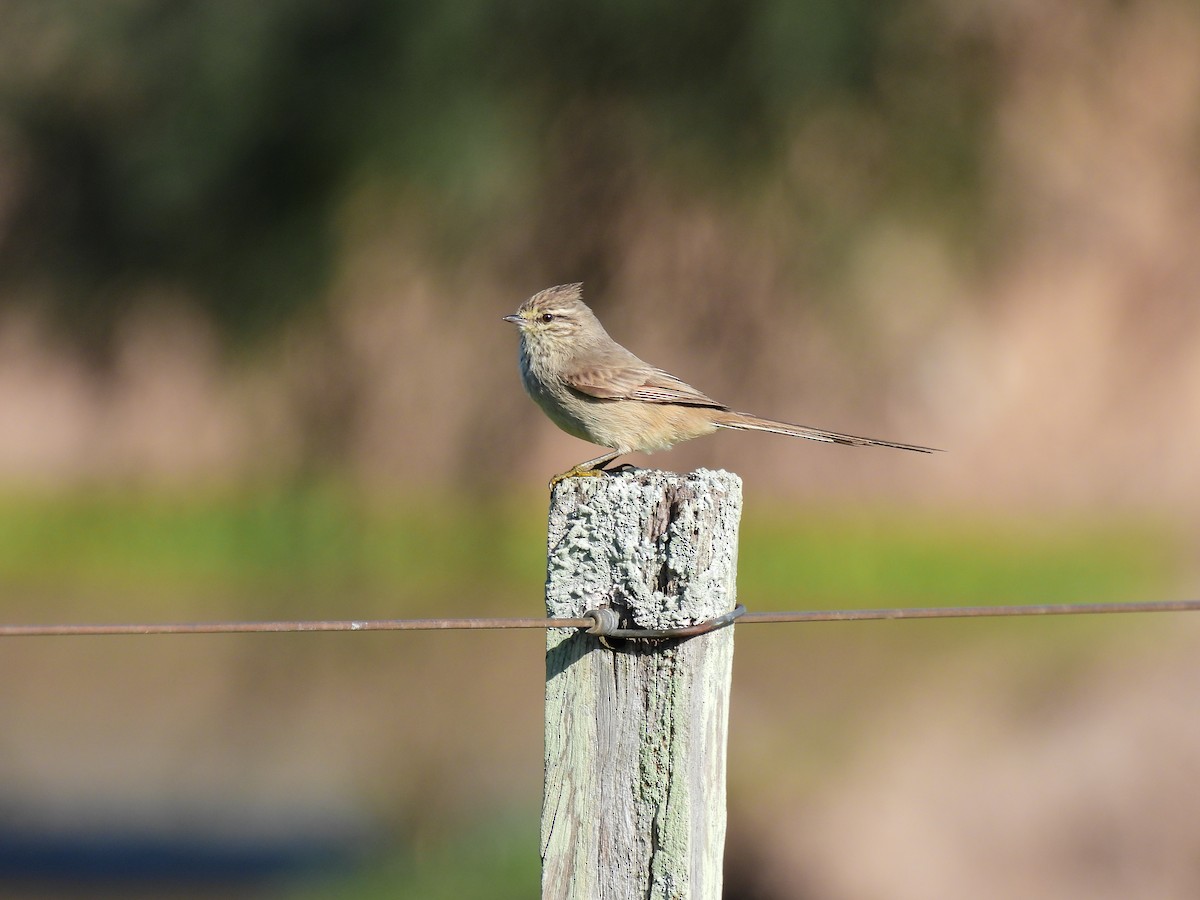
548, 466, 607, 491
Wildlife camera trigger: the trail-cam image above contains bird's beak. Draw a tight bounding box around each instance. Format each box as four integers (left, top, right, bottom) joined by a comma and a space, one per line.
502, 314, 524, 326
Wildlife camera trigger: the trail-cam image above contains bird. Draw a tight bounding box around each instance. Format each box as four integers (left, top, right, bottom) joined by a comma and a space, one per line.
504, 283, 939, 486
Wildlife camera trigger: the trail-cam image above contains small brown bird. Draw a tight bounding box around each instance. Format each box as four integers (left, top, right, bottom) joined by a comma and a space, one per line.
504, 283, 939, 486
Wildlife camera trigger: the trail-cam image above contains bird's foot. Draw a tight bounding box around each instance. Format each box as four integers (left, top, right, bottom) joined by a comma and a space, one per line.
548, 466, 607, 491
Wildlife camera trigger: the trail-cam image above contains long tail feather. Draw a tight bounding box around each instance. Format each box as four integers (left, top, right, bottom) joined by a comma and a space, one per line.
715, 411, 940, 454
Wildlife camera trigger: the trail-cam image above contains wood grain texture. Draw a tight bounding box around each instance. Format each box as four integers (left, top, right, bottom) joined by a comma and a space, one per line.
542, 468, 742, 900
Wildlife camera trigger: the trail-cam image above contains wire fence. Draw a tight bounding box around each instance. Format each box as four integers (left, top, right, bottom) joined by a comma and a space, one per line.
2, 598, 1198, 638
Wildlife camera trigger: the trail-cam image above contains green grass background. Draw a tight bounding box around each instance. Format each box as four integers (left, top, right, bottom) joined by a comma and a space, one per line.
0, 485, 1187, 897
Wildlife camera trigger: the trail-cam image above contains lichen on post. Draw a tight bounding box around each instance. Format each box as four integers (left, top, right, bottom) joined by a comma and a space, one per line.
541, 468, 742, 900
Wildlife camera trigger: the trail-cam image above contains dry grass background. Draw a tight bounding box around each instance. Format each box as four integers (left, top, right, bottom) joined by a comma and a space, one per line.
0, 2, 1197, 522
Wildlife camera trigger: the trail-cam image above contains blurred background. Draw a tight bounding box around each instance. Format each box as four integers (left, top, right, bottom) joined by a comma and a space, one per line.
1, 0, 1198, 896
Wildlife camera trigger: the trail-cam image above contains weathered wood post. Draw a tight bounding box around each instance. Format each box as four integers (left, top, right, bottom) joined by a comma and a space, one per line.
542, 468, 742, 900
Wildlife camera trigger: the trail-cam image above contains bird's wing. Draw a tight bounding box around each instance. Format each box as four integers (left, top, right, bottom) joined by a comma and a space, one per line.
564, 362, 725, 408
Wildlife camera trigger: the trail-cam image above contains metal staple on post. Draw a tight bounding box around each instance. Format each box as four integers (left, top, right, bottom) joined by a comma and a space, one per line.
583, 604, 746, 639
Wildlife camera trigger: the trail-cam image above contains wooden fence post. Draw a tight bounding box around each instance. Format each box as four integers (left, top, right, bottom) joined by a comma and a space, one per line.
541, 468, 742, 900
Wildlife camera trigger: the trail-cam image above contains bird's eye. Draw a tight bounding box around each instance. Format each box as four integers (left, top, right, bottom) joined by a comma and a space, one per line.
540, 313, 554, 323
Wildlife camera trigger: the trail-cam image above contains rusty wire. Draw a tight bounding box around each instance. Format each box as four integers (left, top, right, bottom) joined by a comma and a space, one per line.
0, 598, 1198, 638
0, 615, 594, 637
738, 598, 1200, 624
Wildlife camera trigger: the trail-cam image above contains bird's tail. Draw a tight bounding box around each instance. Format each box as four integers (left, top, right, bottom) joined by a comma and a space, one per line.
714, 411, 940, 454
